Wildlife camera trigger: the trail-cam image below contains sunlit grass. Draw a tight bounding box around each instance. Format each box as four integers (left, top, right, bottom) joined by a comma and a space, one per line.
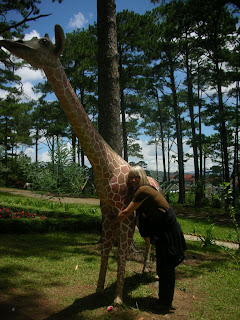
1, 189, 240, 318
178, 217, 239, 243
1, 190, 238, 243
185, 244, 240, 320
0, 191, 101, 217
0, 232, 239, 320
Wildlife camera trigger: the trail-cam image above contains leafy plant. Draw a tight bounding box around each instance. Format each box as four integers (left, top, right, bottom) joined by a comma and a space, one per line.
222, 182, 240, 250
16, 140, 89, 196
198, 220, 216, 247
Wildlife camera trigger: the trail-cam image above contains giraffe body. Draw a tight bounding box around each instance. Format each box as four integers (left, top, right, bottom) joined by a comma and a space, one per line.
0, 25, 159, 304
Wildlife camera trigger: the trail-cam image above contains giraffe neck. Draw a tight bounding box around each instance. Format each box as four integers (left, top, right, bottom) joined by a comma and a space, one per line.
43, 60, 128, 178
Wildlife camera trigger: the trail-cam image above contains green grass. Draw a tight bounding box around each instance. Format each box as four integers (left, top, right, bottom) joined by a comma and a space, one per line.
0, 191, 101, 216
0, 191, 102, 233
0, 188, 240, 319
182, 243, 240, 320
1, 190, 239, 243
0, 232, 239, 319
177, 217, 239, 243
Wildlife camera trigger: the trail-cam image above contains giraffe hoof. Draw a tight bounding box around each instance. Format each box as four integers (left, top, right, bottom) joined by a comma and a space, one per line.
114, 296, 123, 306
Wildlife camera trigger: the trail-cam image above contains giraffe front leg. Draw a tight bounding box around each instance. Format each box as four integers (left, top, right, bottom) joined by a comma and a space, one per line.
96, 250, 111, 292
96, 232, 115, 292
114, 218, 135, 305
96, 206, 116, 293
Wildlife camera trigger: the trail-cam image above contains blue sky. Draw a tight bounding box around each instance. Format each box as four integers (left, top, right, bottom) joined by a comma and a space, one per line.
26, 0, 156, 37
2, 0, 213, 172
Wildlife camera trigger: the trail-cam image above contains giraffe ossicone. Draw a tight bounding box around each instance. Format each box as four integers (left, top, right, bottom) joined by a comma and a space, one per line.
0, 24, 159, 305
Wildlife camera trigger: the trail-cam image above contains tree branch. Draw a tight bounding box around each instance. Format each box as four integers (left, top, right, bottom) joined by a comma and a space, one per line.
0, 12, 51, 34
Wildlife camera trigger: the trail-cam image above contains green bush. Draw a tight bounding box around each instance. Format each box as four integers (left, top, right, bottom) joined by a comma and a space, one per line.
15, 141, 91, 196
0, 203, 102, 234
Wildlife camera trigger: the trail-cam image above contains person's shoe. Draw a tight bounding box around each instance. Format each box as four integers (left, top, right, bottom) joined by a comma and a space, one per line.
152, 301, 175, 314
168, 305, 176, 310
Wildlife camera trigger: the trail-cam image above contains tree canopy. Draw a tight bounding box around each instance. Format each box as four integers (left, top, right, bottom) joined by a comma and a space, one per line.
0, 0, 239, 206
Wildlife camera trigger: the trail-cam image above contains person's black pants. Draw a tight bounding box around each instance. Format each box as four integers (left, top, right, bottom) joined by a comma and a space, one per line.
157, 266, 175, 306
155, 239, 176, 307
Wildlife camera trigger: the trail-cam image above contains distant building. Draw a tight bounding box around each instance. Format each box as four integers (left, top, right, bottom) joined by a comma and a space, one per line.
169, 173, 195, 190
184, 174, 195, 189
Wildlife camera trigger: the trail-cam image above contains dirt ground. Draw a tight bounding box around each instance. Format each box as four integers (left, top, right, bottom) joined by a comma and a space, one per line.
0, 187, 235, 319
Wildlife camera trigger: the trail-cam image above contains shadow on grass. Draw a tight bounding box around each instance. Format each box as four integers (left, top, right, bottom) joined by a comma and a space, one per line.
175, 242, 236, 284
1, 235, 236, 320
44, 273, 156, 320
0, 232, 101, 259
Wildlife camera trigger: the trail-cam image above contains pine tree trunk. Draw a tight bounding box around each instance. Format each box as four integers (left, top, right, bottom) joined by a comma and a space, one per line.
186, 47, 202, 205
232, 81, 239, 206
215, 60, 230, 182
168, 55, 185, 203
97, 0, 122, 156
35, 128, 39, 164
157, 94, 167, 182
120, 88, 128, 161
72, 131, 76, 163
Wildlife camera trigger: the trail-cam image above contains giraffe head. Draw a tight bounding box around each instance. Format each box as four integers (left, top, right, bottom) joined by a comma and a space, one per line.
0, 24, 65, 69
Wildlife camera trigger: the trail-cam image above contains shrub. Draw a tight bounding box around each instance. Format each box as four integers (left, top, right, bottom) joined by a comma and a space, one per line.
0, 207, 47, 220
0, 206, 102, 234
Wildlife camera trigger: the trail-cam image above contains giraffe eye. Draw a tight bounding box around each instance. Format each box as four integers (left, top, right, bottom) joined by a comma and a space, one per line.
40, 38, 49, 47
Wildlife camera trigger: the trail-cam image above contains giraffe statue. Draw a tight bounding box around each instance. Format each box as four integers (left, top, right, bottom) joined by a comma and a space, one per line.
0, 25, 159, 305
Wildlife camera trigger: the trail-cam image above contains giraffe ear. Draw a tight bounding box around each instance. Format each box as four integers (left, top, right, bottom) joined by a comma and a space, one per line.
54, 24, 65, 57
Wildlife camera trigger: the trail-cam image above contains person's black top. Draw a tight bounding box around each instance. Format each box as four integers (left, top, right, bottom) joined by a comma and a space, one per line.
133, 185, 187, 268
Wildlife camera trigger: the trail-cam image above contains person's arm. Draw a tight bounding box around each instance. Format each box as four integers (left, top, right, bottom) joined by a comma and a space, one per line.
113, 201, 142, 225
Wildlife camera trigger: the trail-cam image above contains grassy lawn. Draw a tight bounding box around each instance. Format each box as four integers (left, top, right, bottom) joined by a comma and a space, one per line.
0, 189, 240, 319
0, 231, 239, 320
177, 217, 239, 243
0, 189, 239, 243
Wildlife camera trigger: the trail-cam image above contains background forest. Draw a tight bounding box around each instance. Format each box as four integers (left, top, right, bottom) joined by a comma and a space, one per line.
0, 0, 240, 209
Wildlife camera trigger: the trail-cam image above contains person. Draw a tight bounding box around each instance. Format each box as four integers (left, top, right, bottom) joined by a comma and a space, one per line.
113, 166, 187, 313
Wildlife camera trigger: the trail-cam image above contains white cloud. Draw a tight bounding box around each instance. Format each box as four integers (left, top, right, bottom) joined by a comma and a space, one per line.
14, 81, 42, 101
1, 30, 45, 101
0, 89, 8, 99
15, 67, 44, 82
129, 138, 216, 173
38, 150, 51, 162
68, 12, 88, 29
24, 147, 35, 160
0, 75, 43, 102
23, 30, 40, 40
129, 139, 180, 172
